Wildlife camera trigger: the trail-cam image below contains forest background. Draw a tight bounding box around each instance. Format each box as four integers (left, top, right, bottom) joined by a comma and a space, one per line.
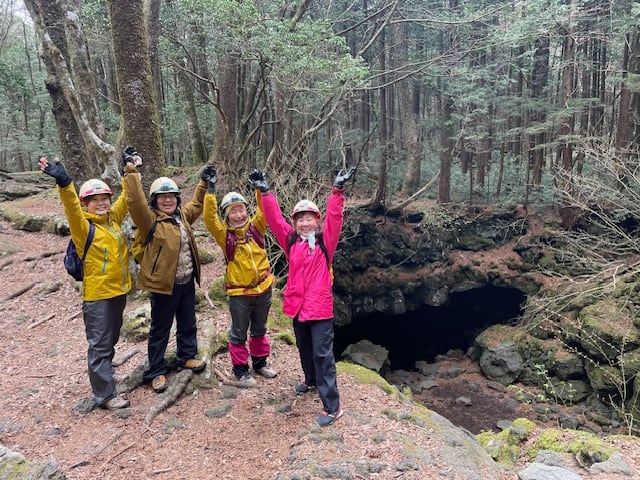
1, 0, 640, 450
2, 0, 640, 260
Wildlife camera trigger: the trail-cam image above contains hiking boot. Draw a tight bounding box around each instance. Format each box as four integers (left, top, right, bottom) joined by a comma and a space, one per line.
295, 383, 315, 394
236, 374, 257, 388
316, 407, 344, 427
178, 359, 206, 373
152, 374, 168, 393
101, 395, 130, 410
255, 365, 277, 378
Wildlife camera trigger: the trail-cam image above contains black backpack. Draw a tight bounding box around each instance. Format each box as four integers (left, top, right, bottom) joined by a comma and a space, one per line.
64, 222, 95, 281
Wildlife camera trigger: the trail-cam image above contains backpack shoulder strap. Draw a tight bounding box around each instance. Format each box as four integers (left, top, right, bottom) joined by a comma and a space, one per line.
317, 233, 330, 267
226, 223, 264, 262
248, 223, 265, 249
81, 222, 95, 261
144, 219, 158, 247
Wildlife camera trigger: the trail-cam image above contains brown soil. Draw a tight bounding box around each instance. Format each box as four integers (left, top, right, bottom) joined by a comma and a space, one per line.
0, 191, 638, 480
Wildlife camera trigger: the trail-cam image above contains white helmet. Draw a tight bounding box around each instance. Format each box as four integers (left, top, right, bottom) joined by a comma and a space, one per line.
291, 199, 320, 219
78, 179, 113, 201
149, 177, 180, 196
220, 192, 248, 218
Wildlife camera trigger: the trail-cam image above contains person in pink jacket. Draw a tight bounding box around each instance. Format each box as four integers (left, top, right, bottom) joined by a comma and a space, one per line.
249, 166, 356, 426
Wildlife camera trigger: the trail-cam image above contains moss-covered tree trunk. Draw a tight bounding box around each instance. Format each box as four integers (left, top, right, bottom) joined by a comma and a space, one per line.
109, 0, 163, 189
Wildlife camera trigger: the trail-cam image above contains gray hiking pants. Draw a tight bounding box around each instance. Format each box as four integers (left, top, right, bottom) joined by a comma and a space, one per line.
83, 295, 126, 405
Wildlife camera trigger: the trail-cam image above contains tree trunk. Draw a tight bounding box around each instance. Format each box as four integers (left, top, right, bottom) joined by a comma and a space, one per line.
365, 28, 387, 212
396, 22, 420, 197
214, 52, 239, 173
438, 94, 453, 203
109, 0, 164, 185
23, 0, 112, 184
146, 0, 163, 124
531, 35, 549, 186
559, 1, 577, 228
179, 65, 207, 165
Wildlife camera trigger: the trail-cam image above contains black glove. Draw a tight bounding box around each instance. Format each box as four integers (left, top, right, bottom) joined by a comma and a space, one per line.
122, 145, 142, 169
200, 164, 217, 193
248, 169, 269, 193
333, 166, 357, 189
42, 158, 72, 187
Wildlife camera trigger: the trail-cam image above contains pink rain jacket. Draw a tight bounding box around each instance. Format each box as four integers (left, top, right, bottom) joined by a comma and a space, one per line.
260, 188, 345, 321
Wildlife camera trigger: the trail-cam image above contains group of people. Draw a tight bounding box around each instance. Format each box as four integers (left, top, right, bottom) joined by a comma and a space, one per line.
39, 147, 355, 427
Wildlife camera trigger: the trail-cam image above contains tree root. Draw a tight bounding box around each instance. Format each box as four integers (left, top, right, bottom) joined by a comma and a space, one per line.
213, 366, 260, 388
145, 369, 193, 425
113, 348, 140, 367
28, 313, 55, 329
3, 281, 37, 301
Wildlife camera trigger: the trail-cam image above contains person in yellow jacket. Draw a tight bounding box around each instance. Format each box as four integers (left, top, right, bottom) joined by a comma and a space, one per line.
201, 165, 277, 387
122, 147, 207, 394
39, 156, 131, 410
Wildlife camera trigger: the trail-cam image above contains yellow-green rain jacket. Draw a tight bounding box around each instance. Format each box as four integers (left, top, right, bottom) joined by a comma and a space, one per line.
203, 191, 274, 296
58, 181, 131, 301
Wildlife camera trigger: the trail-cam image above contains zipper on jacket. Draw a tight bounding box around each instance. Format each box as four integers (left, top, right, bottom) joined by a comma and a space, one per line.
102, 248, 108, 273
151, 246, 162, 274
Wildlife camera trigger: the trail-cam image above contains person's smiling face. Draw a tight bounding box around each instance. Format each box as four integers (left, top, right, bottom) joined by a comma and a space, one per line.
226, 203, 248, 228
84, 193, 112, 215
294, 212, 320, 236
156, 193, 178, 215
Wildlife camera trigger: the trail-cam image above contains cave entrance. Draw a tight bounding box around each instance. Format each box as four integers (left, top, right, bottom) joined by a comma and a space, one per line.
334, 285, 526, 371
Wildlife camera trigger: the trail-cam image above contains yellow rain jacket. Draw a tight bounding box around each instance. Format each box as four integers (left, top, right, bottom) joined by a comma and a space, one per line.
58, 181, 131, 301
203, 191, 274, 296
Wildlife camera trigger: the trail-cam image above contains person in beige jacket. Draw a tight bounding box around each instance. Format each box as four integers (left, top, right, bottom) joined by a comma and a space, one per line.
122, 147, 207, 394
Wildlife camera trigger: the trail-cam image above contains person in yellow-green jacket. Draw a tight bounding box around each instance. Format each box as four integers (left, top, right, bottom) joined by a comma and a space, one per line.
201, 164, 277, 387
39, 156, 131, 411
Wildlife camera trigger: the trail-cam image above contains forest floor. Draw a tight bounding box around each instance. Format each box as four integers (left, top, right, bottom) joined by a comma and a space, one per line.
0, 185, 638, 479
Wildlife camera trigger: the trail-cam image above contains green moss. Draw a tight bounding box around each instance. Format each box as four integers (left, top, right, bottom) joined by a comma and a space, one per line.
508, 418, 537, 443
198, 246, 218, 264
273, 330, 295, 345
121, 315, 149, 342
337, 362, 398, 396
527, 428, 563, 460
567, 433, 614, 465
267, 292, 291, 331
208, 277, 228, 305
475, 418, 537, 465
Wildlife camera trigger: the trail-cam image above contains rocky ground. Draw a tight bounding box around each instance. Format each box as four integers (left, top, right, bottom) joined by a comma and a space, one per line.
0, 184, 638, 479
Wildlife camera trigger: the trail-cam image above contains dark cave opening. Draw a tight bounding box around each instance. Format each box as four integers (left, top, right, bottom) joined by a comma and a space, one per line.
335, 285, 527, 371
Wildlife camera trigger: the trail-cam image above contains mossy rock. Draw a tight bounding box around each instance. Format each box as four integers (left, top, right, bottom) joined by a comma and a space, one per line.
567, 432, 614, 465
476, 418, 536, 465
0, 444, 66, 479
527, 428, 563, 460
578, 300, 640, 360
585, 363, 622, 393
121, 305, 151, 342
207, 277, 228, 305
